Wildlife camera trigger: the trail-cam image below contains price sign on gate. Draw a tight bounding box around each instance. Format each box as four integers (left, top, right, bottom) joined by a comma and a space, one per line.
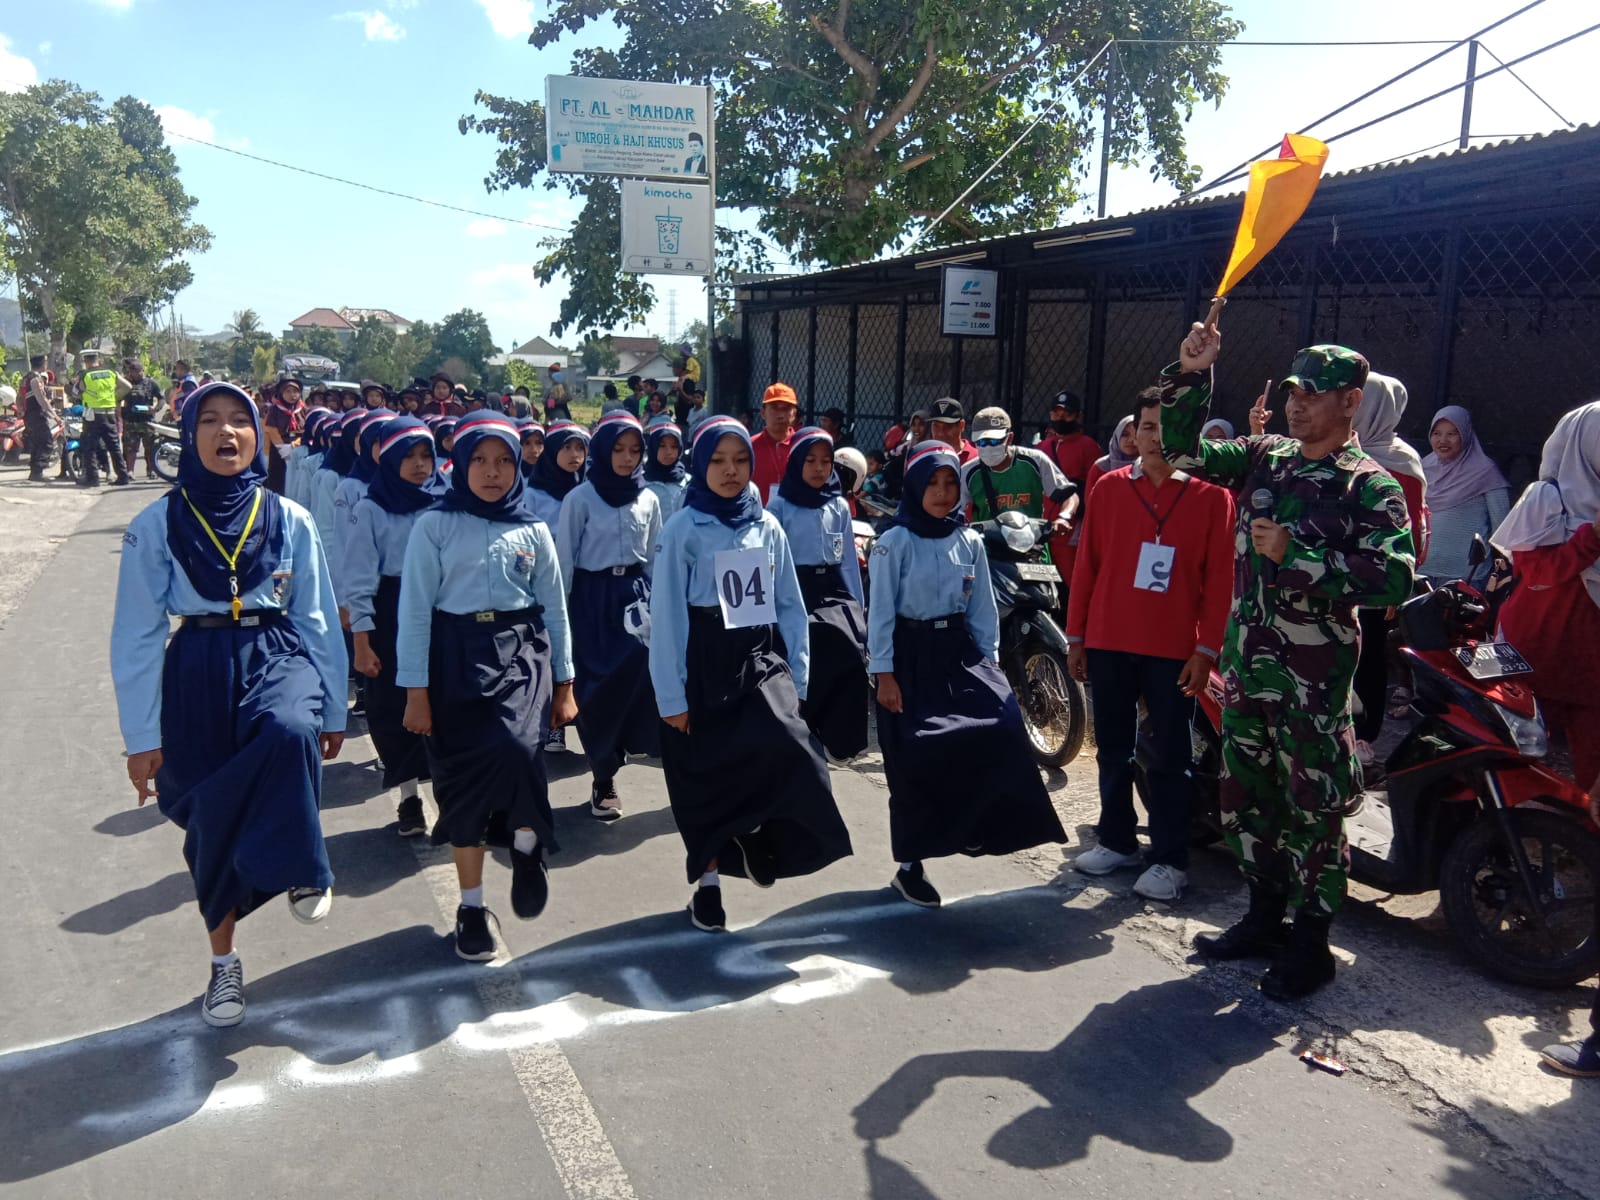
713, 548, 776, 629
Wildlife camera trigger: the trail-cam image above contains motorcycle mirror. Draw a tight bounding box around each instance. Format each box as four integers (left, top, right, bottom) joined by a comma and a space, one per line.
1468, 535, 1488, 568
997, 510, 1027, 529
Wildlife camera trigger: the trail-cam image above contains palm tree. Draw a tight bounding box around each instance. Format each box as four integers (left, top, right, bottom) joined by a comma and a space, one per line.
227, 309, 262, 338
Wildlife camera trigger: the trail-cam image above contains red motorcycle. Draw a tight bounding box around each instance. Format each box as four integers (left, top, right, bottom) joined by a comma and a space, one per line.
0, 399, 24, 463
1138, 538, 1600, 988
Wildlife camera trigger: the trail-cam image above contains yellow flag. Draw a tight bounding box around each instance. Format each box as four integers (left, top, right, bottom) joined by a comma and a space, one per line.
1216, 133, 1329, 297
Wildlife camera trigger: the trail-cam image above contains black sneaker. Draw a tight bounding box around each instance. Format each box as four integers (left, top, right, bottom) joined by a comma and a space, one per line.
201, 958, 246, 1028
689, 885, 726, 932
892, 862, 942, 908
396, 795, 426, 837
510, 846, 550, 920
112, 476, 131, 486
589, 782, 623, 822
1540, 1035, 1600, 1077
454, 904, 497, 961
730, 828, 776, 888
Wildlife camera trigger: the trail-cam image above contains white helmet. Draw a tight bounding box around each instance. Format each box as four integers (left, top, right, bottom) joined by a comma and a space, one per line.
0, 384, 15, 410
833, 446, 868, 495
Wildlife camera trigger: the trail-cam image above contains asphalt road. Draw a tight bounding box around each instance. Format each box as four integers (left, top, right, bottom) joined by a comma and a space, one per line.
0, 479, 1588, 1199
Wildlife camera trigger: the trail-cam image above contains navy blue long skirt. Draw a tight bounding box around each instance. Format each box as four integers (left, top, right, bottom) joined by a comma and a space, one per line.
796, 564, 870, 761
425, 610, 558, 851
876, 616, 1066, 863
569, 566, 661, 781
156, 619, 333, 932
366, 575, 430, 788
660, 607, 852, 884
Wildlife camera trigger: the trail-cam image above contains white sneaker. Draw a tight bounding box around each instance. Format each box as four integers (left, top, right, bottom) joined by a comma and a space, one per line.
545, 727, 570, 754
1074, 844, 1143, 875
1355, 739, 1376, 769
288, 886, 332, 924
1133, 863, 1187, 901
201, 958, 245, 1028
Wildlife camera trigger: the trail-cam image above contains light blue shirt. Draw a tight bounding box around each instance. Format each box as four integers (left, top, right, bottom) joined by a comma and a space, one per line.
331, 476, 369, 602
309, 469, 341, 565
646, 478, 688, 522
866, 525, 1001, 674
395, 509, 573, 688
110, 496, 348, 754
1425, 488, 1512, 585
766, 494, 865, 606
528, 487, 564, 531
345, 497, 425, 633
554, 482, 661, 590
648, 506, 810, 716
286, 447, 311, 509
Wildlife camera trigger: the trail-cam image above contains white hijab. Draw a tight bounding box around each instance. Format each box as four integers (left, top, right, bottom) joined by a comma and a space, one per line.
1353, 373, 1427, 489
1493, 400, 1600, 607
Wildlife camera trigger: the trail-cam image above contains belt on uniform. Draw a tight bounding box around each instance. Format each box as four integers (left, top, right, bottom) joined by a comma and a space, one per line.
577, 564, 643, 579
434, 605, 544, 626
898, 613, 965, 630
800, 564, 842, 575
183, 609, 284, 630
690, 603, 722, 615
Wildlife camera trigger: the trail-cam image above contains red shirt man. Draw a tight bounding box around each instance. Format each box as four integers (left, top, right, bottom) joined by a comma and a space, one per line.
1041, 391, 1101, 486
927, 397, 978, 464
1065, 389, 1235, 903
751, 381, 800, 503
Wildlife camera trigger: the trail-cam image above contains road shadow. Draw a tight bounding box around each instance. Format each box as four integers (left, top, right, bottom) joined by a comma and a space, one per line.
852, 976, 1281, 1189
545, 801, 679, 868
320, 756, 390, 810
92, 806, 165, 837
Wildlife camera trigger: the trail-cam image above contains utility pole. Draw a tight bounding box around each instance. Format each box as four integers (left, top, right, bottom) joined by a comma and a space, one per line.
1097, 43, 1119, 219
1459, 39, 1479, 150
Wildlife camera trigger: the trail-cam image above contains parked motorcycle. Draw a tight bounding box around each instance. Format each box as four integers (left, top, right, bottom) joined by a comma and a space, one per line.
1138, 537, 1600, 987
0, 404, 24, 463
149, 419, 182, 483
972, 510, 1088, 769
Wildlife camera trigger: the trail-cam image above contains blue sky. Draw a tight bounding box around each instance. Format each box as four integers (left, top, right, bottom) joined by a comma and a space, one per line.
1, 0, 1597, 351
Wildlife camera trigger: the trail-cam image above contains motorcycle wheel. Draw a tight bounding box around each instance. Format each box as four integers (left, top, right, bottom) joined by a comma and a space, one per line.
63, 448, 83, 482
1011, 639, 1087, 769
1438, 808, 1600, 989
152, 439, 182, 483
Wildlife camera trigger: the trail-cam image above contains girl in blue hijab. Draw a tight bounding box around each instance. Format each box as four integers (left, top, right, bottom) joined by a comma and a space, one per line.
110, 382, 347, 1028
867, 441, 1065, 909
394, 416, 576, 959
646, 416, 852, 933
643, 421, 689, 520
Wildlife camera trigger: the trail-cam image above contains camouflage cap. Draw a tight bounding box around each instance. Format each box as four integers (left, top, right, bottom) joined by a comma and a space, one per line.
1281, 345, 1370, 394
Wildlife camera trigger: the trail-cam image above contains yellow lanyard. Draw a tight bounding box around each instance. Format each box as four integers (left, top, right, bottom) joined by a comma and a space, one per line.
181, 487, 264, 621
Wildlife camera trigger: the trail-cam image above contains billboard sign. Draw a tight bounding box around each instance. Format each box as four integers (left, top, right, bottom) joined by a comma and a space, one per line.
940, 265, 999, 337
620, 180, 714, 276
545, 75, 711, 180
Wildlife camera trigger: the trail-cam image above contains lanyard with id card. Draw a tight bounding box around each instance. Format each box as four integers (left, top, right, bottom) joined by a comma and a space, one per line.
1129, 475, 1190, 594
713, 547, 778, 628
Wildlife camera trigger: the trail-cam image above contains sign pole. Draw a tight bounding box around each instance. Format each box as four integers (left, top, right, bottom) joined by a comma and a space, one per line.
703, 84, 717, 414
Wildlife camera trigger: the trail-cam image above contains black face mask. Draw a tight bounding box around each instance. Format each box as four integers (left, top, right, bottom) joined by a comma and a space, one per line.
1051, 418, 1080, 435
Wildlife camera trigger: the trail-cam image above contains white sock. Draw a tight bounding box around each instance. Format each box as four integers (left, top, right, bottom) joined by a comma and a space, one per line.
211, 951, 238, 967
900, 862, 918, 872
399, 778, 419, 800
461, 886, 485, 908
699, 871, 720, 888
512, 828, 538, 854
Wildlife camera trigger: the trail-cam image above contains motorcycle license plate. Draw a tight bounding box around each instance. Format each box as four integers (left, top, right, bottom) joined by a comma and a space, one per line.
1455, 642, 1533, 680
1015, 562, 1060, 583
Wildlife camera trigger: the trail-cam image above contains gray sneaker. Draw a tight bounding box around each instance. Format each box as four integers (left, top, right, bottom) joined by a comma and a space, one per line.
201, 959, 245, 1028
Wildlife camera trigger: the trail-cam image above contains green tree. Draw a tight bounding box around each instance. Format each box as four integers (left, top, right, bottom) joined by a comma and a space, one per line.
250, 342, 277, 384
461, 1, 1240, 334
347, 316, 398, 383
0, 83, 210, 370
419, 309, 498, 385
506, 358, 542, 399
579, 335, 621, 376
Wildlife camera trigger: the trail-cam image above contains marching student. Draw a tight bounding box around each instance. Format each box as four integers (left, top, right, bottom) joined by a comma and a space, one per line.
396, 415, 576, 960
111, 383, 347, 1028
333, 409, 397, 600
286, 407, 332, 510
528, 419, 589, 755
556, 412, 663, 820
347, 417, 442, 838
766, 427, 869, 762
434, 416, 459, 473
868, 441, 1067, 908
518, 419, 545, 483
648, 416, 852, 932
644, 421, 690, 520
311, 409, 363, 556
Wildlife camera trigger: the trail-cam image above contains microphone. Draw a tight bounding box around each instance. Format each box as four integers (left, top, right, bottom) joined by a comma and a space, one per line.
1250, 488, 1278, 590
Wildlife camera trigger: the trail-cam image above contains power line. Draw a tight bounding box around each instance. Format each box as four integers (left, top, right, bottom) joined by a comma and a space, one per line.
1119, 38, 1466, 47
1475, 39, 1575, 127
165, 130, 574, 233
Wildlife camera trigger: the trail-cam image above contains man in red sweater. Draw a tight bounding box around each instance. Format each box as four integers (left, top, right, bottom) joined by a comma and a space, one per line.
751, 381, 800, 502
1066, 387, 1235, 901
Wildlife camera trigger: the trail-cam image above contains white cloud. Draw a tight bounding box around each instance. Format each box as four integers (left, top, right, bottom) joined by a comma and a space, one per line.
465, 217, 509, 238
0, 35, 38, 92
153, 104, 216, 144
337, 10, 407, 41
478, 0, 533, 38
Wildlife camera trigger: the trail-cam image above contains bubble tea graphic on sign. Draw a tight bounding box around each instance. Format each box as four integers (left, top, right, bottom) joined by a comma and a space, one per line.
656, 206, 684, 255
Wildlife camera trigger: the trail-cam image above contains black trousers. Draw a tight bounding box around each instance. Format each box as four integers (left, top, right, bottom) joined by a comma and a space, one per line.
24, 412, 53, 474
79, 412, 127, 484
1354, 607, 1392, 743
1086, 648, 1196, 869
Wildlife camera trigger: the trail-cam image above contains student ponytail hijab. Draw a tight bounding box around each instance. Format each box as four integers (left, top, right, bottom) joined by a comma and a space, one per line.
301, 407, 334, 450
644, 422, 687, 485
436, 416, 537, 524
366, 416, 444, 515
165, 382, 284, 602
686, 416, 763, 529
893, 440, 966, 539
350, 409, 397, 483
777, 426, 840, 509
587, 411, 646, 508
321, 409, 364, 474
531, 420, 589, 500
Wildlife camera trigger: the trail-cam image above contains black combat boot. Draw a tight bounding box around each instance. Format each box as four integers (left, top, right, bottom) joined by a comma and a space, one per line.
1194, 882, 1290, 960
1259, 910, 1337, 1001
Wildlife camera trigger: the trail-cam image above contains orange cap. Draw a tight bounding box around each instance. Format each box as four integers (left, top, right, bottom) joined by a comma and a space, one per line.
762, 382, 798, 407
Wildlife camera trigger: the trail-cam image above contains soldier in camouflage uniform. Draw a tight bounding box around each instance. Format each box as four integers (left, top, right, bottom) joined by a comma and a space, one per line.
1160, 325, 1416, 1000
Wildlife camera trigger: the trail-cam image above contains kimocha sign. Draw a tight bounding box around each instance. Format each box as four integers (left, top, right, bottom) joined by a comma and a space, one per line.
621, 180, 714, 277
546, 75, 711, 180
941, 265, 999, 338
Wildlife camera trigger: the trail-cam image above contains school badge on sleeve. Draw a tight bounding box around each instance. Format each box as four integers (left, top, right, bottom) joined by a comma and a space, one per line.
513, 549, 537, 577
271, 571, 294, 604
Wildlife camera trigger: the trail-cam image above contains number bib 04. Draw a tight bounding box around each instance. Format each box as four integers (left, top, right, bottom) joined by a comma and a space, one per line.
714, 547, 777, 629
